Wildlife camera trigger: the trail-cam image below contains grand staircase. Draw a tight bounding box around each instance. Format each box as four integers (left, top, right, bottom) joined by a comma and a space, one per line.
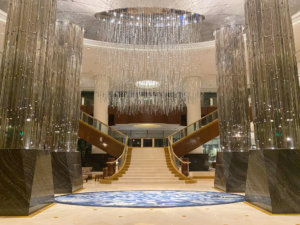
78, 107, 226, 184
114, 148, 187, 185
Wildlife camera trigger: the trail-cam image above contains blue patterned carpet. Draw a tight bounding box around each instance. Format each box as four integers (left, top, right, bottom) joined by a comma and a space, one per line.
55, 191, 244, 208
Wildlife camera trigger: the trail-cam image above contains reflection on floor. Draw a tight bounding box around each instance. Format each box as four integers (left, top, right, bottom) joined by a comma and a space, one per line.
55, 190, 244, 208
1, 179, 300, 225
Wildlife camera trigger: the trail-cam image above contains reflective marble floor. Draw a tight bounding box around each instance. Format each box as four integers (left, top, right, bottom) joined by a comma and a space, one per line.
0, 179, 299, 225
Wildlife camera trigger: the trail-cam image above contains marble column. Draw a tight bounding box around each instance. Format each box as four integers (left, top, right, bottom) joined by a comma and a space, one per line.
245, 0, 300, 213
50, 21, 84, 194
214, 25, 251, 192
0, 0, 57, 216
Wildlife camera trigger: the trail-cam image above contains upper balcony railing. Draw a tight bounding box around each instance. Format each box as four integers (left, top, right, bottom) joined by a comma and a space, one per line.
169, 110, 218, 144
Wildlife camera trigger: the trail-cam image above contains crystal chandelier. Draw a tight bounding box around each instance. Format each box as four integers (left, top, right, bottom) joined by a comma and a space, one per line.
95, 8, 204, 114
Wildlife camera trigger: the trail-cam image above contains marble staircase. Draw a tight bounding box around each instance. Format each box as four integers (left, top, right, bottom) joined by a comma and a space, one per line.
114, 148, 186, 185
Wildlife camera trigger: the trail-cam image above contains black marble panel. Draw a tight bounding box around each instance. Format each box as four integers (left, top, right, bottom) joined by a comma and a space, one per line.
83, 154, 111, 171
245, 149, 300, 214
51, 152, 83, 194
214, 151, 249, 192
0, 149, 54, 216
185, 154, 210, 171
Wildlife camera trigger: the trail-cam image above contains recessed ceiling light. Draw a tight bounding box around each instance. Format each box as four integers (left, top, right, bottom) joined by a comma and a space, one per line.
133, 124, 162, 129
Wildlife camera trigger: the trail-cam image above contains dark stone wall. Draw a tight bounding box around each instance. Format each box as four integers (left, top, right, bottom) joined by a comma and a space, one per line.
185, 154, 210, 171
214, 152, 249, 193
84, 154, 112, 171
51, 152, 83, 194
245, 149, 300, 213
0, 150, 54, 216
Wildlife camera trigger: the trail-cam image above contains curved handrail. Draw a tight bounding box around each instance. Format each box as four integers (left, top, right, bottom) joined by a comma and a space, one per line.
105, 137, 131, 181
79, 109, 130, 181
113, 137, 129, 173
168, 137, 188, 166
80, 110, 127, 144
167, 136, 190, 176
169, 109, 218, 145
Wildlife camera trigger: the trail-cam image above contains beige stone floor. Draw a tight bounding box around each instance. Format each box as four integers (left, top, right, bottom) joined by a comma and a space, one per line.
1, 179, 300, 225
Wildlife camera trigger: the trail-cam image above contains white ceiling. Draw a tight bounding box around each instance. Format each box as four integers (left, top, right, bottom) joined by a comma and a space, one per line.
0, 1, 299, 92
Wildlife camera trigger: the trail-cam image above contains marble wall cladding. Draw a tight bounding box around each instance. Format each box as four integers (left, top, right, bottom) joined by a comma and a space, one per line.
83, 154, 111, 171
245, 0, 300, 149
214, 152, 249, 193
0, 150, 54, 216
186, 154, 210, 171
51, 152, 83, 194
245, 149, 300, 213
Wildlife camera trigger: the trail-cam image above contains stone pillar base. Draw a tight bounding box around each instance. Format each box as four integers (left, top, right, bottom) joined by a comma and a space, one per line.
0, 149, 54, 216
51, 151, 83, 194
214, 151, 249, 192
245, 149, 300, 214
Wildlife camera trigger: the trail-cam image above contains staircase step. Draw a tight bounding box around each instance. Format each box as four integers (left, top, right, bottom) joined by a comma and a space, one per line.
110, 147, 189, 185
115, 181, 186, 184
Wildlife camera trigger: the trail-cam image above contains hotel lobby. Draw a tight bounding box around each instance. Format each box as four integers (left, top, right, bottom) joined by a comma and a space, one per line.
0, 0, 299, 224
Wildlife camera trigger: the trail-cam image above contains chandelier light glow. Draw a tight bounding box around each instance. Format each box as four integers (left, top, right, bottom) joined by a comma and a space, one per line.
95, 8, 204, 114
135, 80, 160, 89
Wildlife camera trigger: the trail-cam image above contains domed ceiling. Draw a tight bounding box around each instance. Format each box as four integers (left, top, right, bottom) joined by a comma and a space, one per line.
0, 0, 299, 42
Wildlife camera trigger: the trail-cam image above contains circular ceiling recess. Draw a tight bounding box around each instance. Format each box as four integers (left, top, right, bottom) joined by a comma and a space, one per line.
55, 191, 245, 208
95, 8, 205, 23
94, 7, 205, 44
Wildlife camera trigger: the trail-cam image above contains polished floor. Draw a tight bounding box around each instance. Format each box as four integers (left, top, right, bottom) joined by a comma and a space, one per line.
1, 179, 299, 225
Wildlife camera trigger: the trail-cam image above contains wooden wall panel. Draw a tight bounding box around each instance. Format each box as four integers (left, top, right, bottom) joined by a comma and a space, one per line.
172, 120, 219, 157
78, 120, 124, 158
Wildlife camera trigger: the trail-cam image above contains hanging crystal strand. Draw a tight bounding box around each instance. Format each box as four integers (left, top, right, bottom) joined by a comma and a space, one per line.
0, 0, 57, 150
95, 8, 204, 114
215, 25, 251, 152
245, 0, 300, 149
50, 21, 84, 152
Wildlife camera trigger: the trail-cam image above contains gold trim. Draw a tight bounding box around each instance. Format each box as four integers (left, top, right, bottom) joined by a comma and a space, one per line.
101, 147, 132, 183
164, 146, 197, 184
192, 176, 215, 179
243, 201, 300, 216
213, 187, 225, 193
214, 188, 300, 216
73, 188, 85, 193
0, 203, 56, 218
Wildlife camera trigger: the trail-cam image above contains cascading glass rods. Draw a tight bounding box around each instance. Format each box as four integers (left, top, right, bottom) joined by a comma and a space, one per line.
94, 8, 204, 114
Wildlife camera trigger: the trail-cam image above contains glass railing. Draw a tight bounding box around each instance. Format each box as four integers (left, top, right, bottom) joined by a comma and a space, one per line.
170, 110, 218, 144
115, 137, 129, 173
80, 111, 127, 144
167, 136, 190, 177
128, 138, 169, 148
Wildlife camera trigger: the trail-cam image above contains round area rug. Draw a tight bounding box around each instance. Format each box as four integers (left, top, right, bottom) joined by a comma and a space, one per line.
55, 191, 244, 208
